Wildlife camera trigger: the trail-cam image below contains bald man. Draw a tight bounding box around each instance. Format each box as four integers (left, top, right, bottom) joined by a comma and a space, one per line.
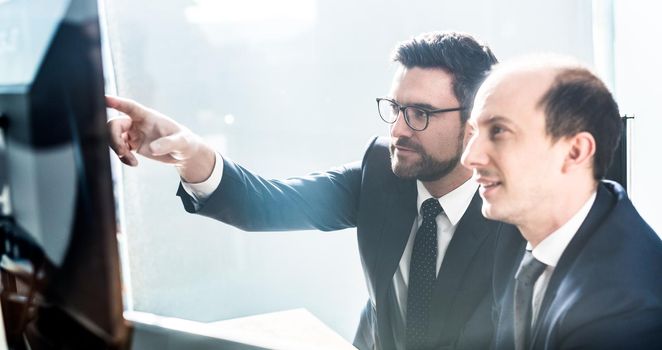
462, 57, 662, 349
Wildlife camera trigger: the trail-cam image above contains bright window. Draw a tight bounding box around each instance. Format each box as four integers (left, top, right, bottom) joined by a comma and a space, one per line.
104, 0, 596, 340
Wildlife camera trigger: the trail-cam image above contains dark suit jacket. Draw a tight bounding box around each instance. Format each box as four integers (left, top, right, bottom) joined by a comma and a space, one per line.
177, 136, 522, 350
492, 181, 662, 350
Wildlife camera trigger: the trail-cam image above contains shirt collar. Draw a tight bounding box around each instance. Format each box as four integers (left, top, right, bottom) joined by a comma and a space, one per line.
416, 178, 478, 226
528, 191, 597, 267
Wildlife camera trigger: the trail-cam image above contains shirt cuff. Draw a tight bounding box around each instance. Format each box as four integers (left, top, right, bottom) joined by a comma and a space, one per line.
181, 152, 224, 202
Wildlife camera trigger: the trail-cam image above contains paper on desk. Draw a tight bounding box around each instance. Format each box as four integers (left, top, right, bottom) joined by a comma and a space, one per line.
208, 308, 356, 350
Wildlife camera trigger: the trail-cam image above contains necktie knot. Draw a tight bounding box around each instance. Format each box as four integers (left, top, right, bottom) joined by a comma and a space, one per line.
515, 251, 547, 286
420, 198, 443, 219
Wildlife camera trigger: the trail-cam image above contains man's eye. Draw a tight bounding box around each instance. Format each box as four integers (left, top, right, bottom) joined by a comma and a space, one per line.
408, 108, 427, 120
490, 126, 505, 137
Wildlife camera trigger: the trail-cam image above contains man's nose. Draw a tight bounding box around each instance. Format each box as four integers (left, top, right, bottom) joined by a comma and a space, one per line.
461, 133, 488, 169
390, 110, 413, 138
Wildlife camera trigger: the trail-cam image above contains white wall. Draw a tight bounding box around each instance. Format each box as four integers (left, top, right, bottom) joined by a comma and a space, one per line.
613, 0, 662, 236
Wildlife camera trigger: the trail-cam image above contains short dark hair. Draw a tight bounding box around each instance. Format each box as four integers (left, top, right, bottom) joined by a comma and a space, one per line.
391, 31, 498, 122
538, 68, 622, 180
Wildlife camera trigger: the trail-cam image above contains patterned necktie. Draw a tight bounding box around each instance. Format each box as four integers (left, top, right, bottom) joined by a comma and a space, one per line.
513, 250, 547, 350
406, 198, 443, 350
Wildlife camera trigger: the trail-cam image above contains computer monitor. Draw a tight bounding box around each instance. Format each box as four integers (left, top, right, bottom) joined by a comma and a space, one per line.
0, 0, 130, 348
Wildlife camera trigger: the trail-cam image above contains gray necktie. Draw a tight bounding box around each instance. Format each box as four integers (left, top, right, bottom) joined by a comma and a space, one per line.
406, 198, 443, 350
514, 250, 546, 350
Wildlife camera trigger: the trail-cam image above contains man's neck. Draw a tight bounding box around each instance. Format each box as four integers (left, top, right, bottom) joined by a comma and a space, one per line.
518, 180, 598, 248
421, 166, 472, 198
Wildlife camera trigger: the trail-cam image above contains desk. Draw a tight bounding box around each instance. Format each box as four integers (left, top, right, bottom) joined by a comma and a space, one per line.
127, 308, 356, 350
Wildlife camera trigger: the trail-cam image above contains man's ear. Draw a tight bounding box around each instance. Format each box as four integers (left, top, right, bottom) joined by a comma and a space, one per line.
562, 131, 596, 174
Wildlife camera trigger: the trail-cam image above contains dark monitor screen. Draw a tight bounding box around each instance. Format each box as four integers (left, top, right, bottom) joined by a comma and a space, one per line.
0, 0, 129, 348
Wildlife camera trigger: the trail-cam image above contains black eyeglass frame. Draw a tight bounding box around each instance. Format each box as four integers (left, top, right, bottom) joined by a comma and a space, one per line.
376, 97, 466, 131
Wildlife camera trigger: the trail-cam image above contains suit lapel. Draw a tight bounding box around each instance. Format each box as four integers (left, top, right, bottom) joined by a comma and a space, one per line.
529, 184, 616, 346
427, 191, 496, 343
374, 178, 417, 346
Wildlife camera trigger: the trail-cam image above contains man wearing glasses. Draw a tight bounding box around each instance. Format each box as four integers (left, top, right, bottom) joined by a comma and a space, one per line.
107, 31, 521, 350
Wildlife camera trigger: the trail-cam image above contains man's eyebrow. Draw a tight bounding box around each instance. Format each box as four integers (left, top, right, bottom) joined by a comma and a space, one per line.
409, 102, 440, 110
482, 115, 514, 125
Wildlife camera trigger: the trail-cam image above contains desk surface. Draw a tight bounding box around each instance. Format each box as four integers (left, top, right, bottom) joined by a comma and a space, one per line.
126, 308, 356, 350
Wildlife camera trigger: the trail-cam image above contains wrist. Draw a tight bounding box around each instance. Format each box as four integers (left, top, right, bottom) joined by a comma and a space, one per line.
177, 143, 215, 184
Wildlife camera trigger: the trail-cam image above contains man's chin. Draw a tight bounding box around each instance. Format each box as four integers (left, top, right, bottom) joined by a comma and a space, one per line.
480, 204, 495, 220
390, 152, 420, 177
391, 164, 420, 179
389, 150, 461, 181
480, 202, 512, 224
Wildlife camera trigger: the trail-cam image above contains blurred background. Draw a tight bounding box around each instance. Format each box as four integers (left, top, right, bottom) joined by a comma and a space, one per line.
102, 0, 661, 340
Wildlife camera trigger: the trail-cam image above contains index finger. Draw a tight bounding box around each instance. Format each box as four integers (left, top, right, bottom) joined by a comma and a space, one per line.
106, 95, 147, 121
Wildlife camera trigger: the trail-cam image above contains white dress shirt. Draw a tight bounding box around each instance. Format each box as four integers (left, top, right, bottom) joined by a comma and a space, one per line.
528, 191, 597, 324
390, 178, 477, 349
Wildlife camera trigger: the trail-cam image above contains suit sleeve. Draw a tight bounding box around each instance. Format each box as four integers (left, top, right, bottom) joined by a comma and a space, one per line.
176, 137, 379, 232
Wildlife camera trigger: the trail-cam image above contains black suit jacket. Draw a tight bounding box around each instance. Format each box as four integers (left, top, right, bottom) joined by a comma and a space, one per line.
177, 136, 522, 350
492, 181, 662, 350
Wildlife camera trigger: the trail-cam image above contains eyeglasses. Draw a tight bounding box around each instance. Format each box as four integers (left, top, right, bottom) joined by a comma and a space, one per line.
376, 97, 466, 131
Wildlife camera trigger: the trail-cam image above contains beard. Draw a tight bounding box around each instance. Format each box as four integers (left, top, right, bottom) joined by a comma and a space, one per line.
389, 133, 463, 182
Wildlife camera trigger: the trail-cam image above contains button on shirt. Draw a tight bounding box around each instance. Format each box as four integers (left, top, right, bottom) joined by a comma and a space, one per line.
391, 179, 477, 349
528, 191, 597, 325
